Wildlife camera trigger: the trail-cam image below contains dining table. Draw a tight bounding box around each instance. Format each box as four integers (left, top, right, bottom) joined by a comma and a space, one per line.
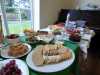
0, 35, 80, 75
40, 26, 95, 59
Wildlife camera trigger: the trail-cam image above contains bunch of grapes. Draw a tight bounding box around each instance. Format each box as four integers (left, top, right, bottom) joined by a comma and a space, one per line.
69, 33, 81, 42
0, 60, 21, 75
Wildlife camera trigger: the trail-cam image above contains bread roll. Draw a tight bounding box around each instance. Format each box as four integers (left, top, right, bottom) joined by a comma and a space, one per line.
44, 55, 62, 64
32, 45, 44, 66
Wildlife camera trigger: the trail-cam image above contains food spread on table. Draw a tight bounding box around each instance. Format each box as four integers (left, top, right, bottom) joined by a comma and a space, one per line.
32, 44, 72, 66
24, 29, 38, 43
0, 60, 22, 75
23, 26, 91, 43
23, 29, 55, 44
0, 25, 94, 74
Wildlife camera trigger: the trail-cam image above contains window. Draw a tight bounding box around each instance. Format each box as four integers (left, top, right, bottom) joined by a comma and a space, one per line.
1, 0, 33, 34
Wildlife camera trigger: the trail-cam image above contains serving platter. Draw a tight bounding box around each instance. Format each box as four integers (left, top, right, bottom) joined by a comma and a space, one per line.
0, 43, 31, 58
26, 47, 75, 73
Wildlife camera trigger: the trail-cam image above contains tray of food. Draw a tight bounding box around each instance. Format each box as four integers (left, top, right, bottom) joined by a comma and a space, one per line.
23, 29, 52, 44
26, 44, 75, 73
0, 43, 31, 58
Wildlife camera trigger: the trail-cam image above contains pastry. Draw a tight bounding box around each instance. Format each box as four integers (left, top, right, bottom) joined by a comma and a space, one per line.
32, 45, 45, 66
44, 55, 62, 64
8, 43, 28, 56
42, 44, 64, 56
32, 44, 72, 66
44, 48, 72, 64
60, 51, 72, 60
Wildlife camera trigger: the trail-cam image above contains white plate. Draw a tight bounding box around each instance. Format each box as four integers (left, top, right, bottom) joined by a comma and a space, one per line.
36, 35, 54, 43
26, 47, 75, 73
0, 43, 31, 58
0, 59, 29, 75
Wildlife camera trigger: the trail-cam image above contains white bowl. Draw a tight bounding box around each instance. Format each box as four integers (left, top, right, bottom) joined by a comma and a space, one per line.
7, 37, 20, 44
37, 35, 54, 43
6, 34, 20, 44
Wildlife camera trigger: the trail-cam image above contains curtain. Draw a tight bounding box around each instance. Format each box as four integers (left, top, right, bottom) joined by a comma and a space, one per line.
0, 16, 4, 43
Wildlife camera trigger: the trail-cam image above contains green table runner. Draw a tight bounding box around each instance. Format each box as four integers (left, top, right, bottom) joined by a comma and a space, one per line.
0, 37, 79, 75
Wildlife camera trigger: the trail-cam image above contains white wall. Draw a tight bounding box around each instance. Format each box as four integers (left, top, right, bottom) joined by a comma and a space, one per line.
40, 0, 75, 28
80, 0, 100, 5
77, 0, 100, 9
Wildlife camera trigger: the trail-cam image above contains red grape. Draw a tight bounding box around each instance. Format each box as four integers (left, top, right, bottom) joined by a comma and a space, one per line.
0, 60, 22, 75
